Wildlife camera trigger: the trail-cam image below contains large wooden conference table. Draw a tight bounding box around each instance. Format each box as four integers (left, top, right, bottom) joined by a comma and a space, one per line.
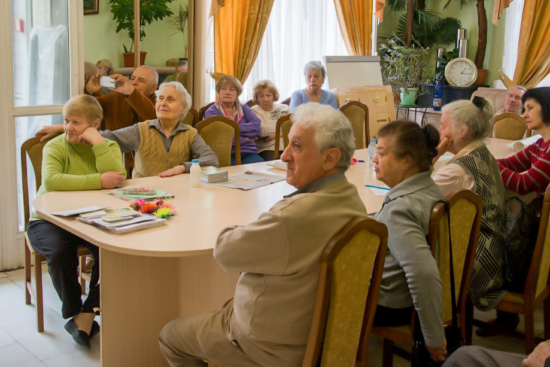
32, 138, 516, 366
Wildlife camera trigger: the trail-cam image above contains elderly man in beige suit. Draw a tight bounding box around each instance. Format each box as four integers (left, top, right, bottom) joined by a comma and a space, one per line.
159, 103, 368, 367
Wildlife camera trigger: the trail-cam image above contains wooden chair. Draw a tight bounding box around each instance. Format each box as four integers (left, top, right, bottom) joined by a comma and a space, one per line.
473, 185, 550, 353
206, 217, 388, 367
273, 114, 292, 160
281, 97, 291, 106
196, 116, 241, 167
339, 101, 370, 149
245, 99, 256, 107
492, 112, 530, 140
198, 102, 215, 121
182, 107, 199, 127
21, 134, 91, 332
372, 190, 482, 367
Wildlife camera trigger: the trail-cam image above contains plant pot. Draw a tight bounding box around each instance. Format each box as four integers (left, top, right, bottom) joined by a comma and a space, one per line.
474, 69, 488, 86
123, 52, 147, 67
400, 88, 419, 106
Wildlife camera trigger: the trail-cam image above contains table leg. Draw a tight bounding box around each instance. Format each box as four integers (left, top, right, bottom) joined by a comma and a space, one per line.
100, 249, 179, 367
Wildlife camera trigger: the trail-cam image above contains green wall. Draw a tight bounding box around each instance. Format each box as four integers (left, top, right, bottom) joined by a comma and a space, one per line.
377, 0, 506, 85
83, 0, 189, 68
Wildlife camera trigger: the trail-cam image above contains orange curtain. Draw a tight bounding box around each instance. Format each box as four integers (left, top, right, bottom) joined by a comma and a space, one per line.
333, 0, 374, 55
214, 0, 275, 84
503, 0, 550, 88
493, 0, 514, 25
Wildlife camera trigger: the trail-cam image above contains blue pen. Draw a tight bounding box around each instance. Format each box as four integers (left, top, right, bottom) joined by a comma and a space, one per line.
365, 184, 390, 190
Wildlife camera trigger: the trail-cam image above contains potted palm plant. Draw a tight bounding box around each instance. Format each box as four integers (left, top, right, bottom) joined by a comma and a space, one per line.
380, 36, 431, 105
167, 4, 189, 59
109, 0, 174, 67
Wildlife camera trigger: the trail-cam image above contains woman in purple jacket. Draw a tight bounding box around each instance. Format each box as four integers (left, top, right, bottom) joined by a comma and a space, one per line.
205, 75, 263, 165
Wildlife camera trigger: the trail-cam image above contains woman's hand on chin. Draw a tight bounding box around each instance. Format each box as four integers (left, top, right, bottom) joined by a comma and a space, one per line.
78, 128, 104, 146
433, 137, 452, 164
159, 165, 186, 178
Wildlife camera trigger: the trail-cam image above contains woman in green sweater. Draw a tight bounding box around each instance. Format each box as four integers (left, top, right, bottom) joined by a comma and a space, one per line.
26, 95, 125, 349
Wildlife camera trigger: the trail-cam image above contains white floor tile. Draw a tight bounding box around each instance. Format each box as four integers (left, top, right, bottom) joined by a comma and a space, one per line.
41, 345, 100, 367
0, 278, 25, 304
0, 299, 62, 333
0, 272, 8, 279
5, 269, 25, 277
0, 343, 44, 367
0, 328, 16, 348
9, 321, 80, 361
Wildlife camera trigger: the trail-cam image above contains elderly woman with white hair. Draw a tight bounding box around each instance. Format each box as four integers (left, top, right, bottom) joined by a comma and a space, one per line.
433, 97, 509, 334
37, 82, 218, 177
251, 79, 290, 161
159, 103, 367, 366
289, 60, 338, 112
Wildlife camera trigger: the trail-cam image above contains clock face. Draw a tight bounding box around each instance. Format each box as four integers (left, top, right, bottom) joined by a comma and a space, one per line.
445, 58, 478, 87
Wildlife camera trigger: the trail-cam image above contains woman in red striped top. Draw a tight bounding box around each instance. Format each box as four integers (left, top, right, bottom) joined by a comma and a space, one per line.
498, 87, 550, 195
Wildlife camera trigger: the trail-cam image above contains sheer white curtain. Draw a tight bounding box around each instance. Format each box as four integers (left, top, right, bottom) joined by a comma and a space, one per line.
237, 0, 349, 103
502, 0, 550, 88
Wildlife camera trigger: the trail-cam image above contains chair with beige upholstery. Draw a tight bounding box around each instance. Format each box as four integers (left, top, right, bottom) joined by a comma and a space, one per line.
206, 217, 388, 367
372, 190, 482, 367
22, 134, 91, 332
273, 114, 292, 160
339, 101, 369, 149
182, 107, 199, 128
473, 185, 550, 353
196, 116, 241, 166
491, 112, 530, 140
198, 102, 215, 121
470, 87, 509, 112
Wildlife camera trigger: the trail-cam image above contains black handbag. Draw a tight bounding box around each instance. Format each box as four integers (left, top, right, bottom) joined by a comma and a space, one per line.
412, 200, 464, 367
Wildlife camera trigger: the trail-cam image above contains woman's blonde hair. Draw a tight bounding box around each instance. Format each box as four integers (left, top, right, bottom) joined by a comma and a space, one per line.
215, 75, 243, 97
63, 95, 103, 124
253, 80, 280, 104
97, 59, 113, 75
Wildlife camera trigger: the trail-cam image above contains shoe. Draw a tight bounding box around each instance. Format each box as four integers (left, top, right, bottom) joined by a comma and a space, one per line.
89, 320, 100, 339
475, 314, 520, 337
64, 318, 91, 350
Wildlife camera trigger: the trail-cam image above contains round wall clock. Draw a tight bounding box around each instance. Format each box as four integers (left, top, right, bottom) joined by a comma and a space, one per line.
445, 58, 478, 87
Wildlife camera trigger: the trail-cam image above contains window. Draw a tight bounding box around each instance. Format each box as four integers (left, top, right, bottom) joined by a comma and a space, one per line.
206, 0, 349, 103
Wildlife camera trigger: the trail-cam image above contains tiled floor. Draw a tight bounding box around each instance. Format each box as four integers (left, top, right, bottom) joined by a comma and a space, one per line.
0, 265, 544, 367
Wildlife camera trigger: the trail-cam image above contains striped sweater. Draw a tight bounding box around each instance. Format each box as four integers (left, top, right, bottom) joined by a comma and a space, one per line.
497, 137, 550, 195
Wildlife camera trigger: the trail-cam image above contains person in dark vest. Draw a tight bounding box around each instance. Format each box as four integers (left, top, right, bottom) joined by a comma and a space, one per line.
433, 97, 509, 336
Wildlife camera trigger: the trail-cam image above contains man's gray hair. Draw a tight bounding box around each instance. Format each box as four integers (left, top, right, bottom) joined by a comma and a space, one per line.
510, 85, 527, 92
138, 65, 159, 84
156, 82, 192, 116
442, 98, 494, 141
292, 103, 355, 171
303, 60, 326, 78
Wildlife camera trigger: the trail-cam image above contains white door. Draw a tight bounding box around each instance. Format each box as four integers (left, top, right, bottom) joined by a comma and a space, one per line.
0, 0, 84, 271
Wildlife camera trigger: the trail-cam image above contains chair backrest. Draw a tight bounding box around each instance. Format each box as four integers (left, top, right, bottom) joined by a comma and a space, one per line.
198, 102, 215, 121
196, 116, 241, 167
427, 190, 482, 327
21, 133, 63, 228
339, 101, 369, 149
281, 97, 291, 106
302, 217, 388, 367
492, 113, 529, 140
245, 99, 256, 107
526, 186, 550, 301
273, 114, 292, 160
182, 107, 199, 128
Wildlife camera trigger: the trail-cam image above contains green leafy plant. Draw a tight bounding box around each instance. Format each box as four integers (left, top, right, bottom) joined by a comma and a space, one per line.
380, 35, 431, 97
167, 4, 189, 57
108, 0, 175, 53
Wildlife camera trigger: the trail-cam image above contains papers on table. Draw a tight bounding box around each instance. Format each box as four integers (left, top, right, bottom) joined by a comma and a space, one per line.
107, 187, 174, 201
85, 215, 166, 234
267, 160, 287, 171
365, 184, 390, 196
209, 171, 286, 190
507, 134, 542, 152
52, 206, 104, 217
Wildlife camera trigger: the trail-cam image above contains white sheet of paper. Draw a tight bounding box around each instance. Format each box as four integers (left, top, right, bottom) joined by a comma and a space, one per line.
370, 188, 389, 196
52, 205, 104, 217
437, 154, 453, 162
